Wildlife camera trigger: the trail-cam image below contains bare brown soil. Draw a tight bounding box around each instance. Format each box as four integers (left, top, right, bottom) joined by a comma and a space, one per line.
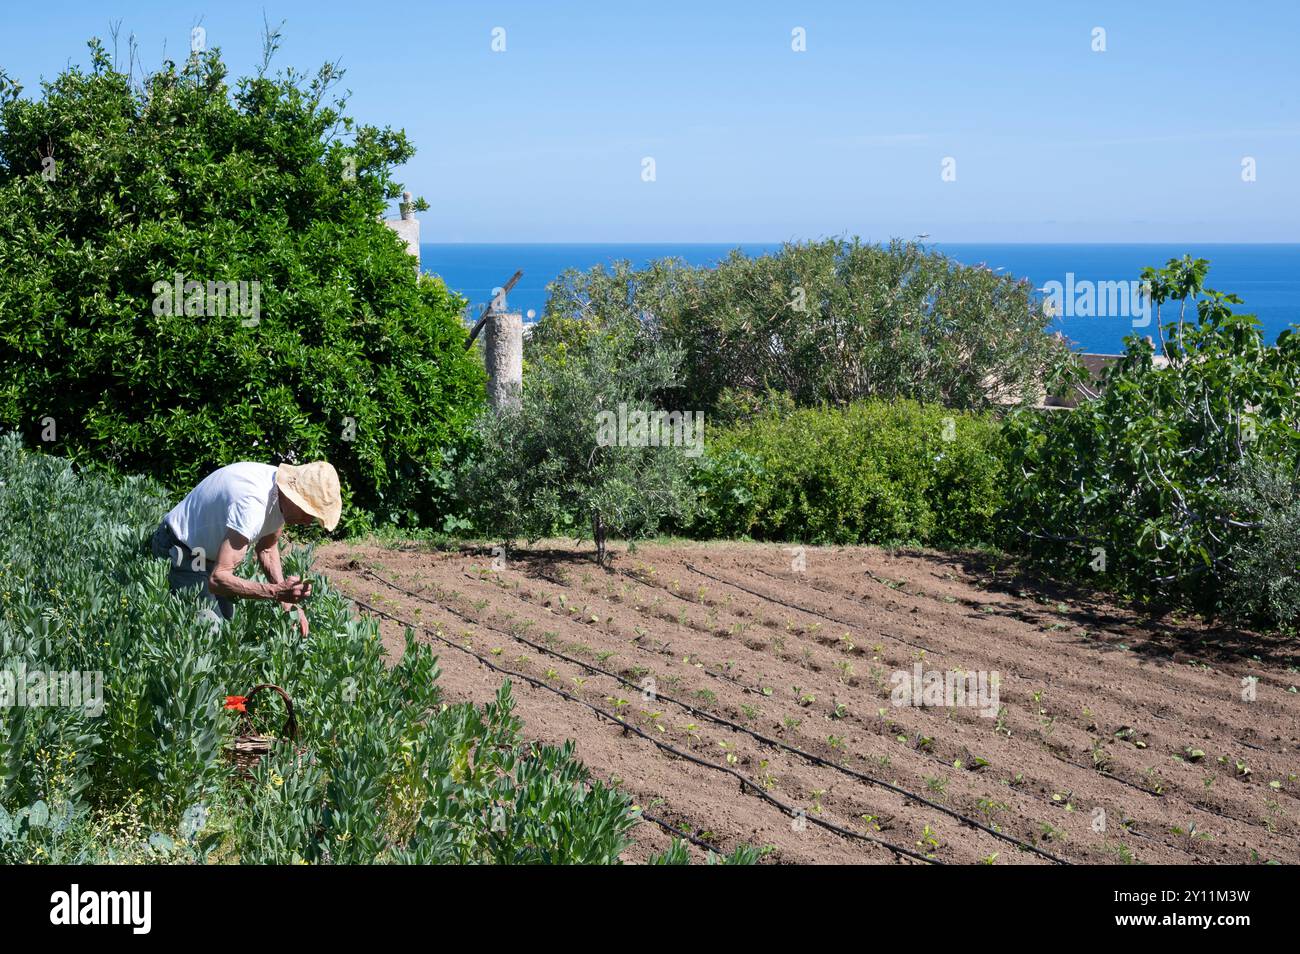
318, 539, 1300, 865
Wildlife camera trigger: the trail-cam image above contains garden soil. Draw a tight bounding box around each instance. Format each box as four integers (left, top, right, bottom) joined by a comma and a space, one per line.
319, 539, 1299, 865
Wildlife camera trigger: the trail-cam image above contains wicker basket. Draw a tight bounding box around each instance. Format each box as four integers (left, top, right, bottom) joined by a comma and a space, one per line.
224, 683, 299, 781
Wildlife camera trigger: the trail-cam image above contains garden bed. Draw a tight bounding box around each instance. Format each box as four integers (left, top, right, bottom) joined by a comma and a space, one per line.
320, 539, 1300, 865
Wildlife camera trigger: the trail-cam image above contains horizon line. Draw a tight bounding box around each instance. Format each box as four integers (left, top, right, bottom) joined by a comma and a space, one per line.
418, 240, 1300, 247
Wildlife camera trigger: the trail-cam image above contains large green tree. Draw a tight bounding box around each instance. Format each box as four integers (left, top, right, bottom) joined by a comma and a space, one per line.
541, 238, 1075, 416
0, 37, 483, 529
1001, 257, 1300, 627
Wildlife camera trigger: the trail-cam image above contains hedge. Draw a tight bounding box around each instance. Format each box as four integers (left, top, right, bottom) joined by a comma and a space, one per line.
690, 400, 1007, 547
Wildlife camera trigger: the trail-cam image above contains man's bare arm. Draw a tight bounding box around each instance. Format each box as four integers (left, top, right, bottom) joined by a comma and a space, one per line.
208, 529, 311, 603
255, 529, 286, 586
254, 529, 310, 636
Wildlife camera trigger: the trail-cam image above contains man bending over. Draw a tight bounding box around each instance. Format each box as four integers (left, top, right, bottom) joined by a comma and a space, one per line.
150, 460, 341, 637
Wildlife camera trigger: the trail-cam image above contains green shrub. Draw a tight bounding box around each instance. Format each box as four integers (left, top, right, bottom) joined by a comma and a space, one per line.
1220, 458, 1300, 629
454, 314, 697, 564
0, 435, 635, 863
1000, 257, 1300, 626
0, 39, 484, 530
543, 239, 1073, 414
690, 400, 1007, 547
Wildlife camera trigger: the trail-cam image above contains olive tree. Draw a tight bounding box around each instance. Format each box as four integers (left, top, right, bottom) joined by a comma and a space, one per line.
453, 315, 698, 565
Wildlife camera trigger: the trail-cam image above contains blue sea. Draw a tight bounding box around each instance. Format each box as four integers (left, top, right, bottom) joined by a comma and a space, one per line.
421, 243, 1300, 355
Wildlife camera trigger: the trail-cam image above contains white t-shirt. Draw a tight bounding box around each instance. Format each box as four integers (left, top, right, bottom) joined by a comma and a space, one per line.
164, 462, 286, 560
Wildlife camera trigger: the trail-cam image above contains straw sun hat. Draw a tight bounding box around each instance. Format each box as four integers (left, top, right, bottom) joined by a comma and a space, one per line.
276, 461, 342, 531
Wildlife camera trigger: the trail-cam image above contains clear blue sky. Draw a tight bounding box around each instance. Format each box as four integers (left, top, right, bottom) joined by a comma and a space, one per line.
2, 1, 1297, 242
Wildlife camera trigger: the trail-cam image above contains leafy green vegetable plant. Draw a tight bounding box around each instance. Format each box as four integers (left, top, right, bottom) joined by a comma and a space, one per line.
0, 436, 635, 863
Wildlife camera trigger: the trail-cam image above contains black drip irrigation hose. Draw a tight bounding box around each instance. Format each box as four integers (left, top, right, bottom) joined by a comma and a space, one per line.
344, 586, 938, 864
852, 565, 1290, 758
660, 564, 1070, 864
739, 564, 940, 657
358, 567, 1065, 865
636, 807, 729, 856
612, 563, 848, 678
502, 568, 762, 696
682, 562, 937, 656
750, 563, 1300, 817
697, 562, 1299, 849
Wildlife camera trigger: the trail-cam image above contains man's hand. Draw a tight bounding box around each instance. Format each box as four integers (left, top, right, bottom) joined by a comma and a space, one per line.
254, 532, 311, 637
210, 532, 313, 635
280, 602, 310, 638
270, 576, 312, 604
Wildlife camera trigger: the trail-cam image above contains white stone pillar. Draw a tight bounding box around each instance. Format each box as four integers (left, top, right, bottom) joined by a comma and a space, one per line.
485, 312, 523, 411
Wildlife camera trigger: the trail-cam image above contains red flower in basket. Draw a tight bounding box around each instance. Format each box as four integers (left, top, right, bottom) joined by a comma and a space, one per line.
224, 695, 248, 713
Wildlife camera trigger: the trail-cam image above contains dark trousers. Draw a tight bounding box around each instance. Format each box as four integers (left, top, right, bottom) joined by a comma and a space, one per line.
150, 521, 235, 622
